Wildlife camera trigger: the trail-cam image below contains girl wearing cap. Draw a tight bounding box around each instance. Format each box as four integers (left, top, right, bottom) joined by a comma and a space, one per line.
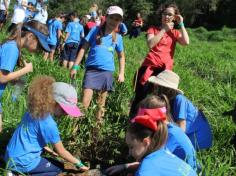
0, 21, 51, 133
106, 95, 198, 175
149, 70, 213, 150
5, 76, 89, 175
106, 95, 197, 176
130, 2, 189, 117
70, 6, 125, 123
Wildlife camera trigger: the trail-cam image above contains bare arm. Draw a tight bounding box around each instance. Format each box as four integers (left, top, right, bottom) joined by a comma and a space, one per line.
70, 42, 90, 78
176, 119, 186, 132
63, 32, 70, 42
147, 22, 174, 49
117, 51, 125, 82
0, 61, 33, 84
53, 141, 79, 164
175, 15, 189, 45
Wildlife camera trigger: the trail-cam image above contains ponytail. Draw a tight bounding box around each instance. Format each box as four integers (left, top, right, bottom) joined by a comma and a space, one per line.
96, 22, 117, 45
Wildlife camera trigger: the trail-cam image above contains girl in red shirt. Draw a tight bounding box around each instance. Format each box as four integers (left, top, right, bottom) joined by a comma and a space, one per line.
130, 3, 189, 117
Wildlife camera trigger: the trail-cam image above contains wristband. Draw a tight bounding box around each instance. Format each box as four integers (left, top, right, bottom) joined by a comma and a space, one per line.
178, 22, 185, 28
75, 160, 85, 169
72, 65, 80, 71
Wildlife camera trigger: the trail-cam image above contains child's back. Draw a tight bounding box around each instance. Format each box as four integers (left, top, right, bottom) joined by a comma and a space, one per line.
47, 19, 63, 46
166, 123, 197, 170
136, 147, 197, 176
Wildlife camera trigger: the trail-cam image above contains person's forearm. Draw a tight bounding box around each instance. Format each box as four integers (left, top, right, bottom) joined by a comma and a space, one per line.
74, 48, 85, 66
0, 67, 30, 84
4, 0, 8, 11
177, 120, 186, 132
147, 29, 166, 49
119, 56, 125, 76
64, 33, 70, 42
179, 26, 189, 45
57, 149, 79, 164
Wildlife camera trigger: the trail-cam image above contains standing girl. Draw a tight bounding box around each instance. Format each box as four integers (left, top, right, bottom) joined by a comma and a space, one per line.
70, 6, 125, 123
130, 2, 189, 117
44, 13, 65, 62
148, 70, 213, 150
61, 12, 84, 69
5, 76, 89, 175
106, 95, 198, 175
0, 21, 51, 133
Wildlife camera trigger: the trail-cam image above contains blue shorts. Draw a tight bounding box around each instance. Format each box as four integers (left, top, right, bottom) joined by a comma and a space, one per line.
0, 10, 7, 23
49, 44, 56, 50
62, 42, 79, 62
83, 68, 113, 91
28, 157, 63, 176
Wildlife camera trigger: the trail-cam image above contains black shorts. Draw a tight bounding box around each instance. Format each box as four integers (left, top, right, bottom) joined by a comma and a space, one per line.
0, 10, 7, 23
62, 42, 79, 62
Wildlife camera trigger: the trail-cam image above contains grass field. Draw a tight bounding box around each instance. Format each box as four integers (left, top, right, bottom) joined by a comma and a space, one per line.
0, 26, 236, 175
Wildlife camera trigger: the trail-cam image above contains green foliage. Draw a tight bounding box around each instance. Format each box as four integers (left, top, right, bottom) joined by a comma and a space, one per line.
0, 25, 236, 175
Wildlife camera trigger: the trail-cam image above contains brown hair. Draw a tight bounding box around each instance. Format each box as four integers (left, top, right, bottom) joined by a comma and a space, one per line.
127, 95, 169, 159
156, 2, 180, 26
2, 21, 48, 66
155, 85, 178, 100
28, 76, 56, 119
96, 22, 117, 45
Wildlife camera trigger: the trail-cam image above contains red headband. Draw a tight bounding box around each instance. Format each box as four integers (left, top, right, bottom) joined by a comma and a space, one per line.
131, 108, 167, 131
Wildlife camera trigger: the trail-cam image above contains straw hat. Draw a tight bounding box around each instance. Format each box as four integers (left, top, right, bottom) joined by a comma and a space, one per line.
148, 70, 184, 94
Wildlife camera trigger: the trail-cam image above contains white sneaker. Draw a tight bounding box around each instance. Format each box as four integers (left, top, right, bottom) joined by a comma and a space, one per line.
6, 170, 14, 176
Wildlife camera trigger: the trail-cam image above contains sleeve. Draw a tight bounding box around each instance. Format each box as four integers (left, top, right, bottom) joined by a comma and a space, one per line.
39, 117, 61, 144
172, 95, 187, 121
115, 35, 124, 53
147, 26, 156, 35
65, 23, 71, 33
85, 26, 97, 45
57, 21, 63, 31
122, 23, 128, 33
165, 133, 176, 152
173, 29, 181, 40
0, 44, 19, 72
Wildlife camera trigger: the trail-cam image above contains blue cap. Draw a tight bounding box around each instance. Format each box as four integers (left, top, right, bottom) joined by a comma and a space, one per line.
23, 25, 50, 52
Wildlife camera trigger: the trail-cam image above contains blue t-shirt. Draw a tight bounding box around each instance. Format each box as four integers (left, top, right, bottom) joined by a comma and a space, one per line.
118, 23, 128, 35
85, 26, 124, 71
135, 147, 197, 176
171, 94, 200, 134
166, 123, 197, 170
65, 21, 84, 44
5, 112, 61, 173
47, 19, 63, 46
0, 40, 19, 99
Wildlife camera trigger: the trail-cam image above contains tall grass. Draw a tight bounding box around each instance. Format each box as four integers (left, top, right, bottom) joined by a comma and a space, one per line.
0, 26, 235, 175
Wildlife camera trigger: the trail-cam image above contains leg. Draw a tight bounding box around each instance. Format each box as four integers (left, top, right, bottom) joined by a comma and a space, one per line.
62, 60, 68, 68
96, 91, 108, 122
68, 61, 74, 70
49, 49, 55, 62
29, 157, 63, 176
82, 88, 94, 109
43, 52, 49, 61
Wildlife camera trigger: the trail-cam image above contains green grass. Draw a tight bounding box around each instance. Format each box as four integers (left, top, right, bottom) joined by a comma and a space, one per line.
0, 26, 235, 175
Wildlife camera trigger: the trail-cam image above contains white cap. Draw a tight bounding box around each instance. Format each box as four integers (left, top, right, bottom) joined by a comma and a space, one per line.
106, 6, 123, 17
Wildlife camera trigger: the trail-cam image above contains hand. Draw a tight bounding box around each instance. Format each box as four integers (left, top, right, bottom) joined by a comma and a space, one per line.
70, 69, 77, 79
117, 73, 124, 83
75, 161, 89, 172
105, 164, 126, 175
175, 15, 183, 24
23, 60, 33, 73
51, 151, 59, 157
4, 10, 8, 16
162, 22, 174, 32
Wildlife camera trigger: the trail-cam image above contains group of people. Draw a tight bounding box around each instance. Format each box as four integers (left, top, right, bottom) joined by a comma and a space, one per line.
0, 2, 214, 176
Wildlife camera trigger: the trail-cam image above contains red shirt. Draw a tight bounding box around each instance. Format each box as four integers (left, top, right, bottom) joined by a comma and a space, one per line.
86, 21, 96, 30
134, 17, 143, 27
140, 26, 180, 84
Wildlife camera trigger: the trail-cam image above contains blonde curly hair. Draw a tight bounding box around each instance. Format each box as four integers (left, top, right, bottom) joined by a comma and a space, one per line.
28, 76, 56, 119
